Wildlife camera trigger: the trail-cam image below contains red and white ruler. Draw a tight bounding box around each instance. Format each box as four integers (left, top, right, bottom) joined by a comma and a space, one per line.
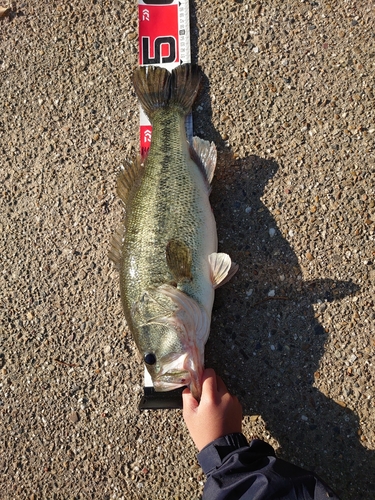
137, 0, 192, 408
138, 0, 192, 157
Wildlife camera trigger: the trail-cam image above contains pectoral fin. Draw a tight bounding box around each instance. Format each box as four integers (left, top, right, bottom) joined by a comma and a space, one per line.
166, 240, 192, 282
209, 252, 239, 289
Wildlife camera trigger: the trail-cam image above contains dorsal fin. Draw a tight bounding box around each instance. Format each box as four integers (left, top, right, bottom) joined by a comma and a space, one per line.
116, 156, 144, 205
109, 156, 144, 269
108, 223, 125, 270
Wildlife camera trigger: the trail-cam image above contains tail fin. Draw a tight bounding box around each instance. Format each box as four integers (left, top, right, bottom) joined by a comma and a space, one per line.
133, 64, 201, 120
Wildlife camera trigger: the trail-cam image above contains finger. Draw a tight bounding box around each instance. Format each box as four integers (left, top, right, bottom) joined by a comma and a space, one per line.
182, 387, 199, 412
202, 367, 216, 382
201, 368, 218, 398
201, 368, 219, 403
232, 395, 243, 413
215, 374, 229, 395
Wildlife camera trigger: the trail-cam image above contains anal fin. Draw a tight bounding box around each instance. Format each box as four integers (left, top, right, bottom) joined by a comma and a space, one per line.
189, 137, 217, 185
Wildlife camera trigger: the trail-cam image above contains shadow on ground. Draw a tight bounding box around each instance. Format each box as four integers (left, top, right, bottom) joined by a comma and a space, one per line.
206, 154, 375, 500
189, 10, 375, 494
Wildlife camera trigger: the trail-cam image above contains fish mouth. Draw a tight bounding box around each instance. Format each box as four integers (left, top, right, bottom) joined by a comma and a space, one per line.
152, 349, 203, 399
153, 353, 191, 391
153, 371, 191, 391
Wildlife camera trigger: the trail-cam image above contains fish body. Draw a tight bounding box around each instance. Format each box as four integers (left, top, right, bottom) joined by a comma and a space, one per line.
110, 65, 237, 399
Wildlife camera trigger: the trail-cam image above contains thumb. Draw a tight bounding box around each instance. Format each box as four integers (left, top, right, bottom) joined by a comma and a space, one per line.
182, 387, 199, 414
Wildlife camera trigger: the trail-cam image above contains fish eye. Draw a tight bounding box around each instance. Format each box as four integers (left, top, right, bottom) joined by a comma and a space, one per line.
144, 353, 156, 365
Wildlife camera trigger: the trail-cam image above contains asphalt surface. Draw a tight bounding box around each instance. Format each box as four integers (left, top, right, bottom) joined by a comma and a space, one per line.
1, 1, 374, 499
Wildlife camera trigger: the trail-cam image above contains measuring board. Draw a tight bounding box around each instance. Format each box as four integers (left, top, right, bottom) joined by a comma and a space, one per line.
137, 0, 192, 410
138, 0, 192, 157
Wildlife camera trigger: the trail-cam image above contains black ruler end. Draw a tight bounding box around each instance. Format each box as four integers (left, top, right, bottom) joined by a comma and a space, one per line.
139, 386, 185, 410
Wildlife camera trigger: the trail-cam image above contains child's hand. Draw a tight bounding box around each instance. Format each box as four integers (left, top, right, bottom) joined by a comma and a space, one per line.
182, 368, 243, 451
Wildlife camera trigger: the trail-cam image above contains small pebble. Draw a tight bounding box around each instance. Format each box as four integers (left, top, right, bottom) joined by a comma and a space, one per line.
306, 251, 314, 261
68, 411, 79, 424
348, 354, 357, 364
0, 6, 10, 19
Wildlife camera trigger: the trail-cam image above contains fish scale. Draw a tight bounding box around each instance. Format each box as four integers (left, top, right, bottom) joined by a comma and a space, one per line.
123, 113, 210, 305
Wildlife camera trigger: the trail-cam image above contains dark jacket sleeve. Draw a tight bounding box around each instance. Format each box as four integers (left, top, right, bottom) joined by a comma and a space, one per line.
197, 433, 340, 500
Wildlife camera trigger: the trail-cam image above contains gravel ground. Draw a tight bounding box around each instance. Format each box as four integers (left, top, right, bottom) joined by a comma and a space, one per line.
1, 1, 374, 499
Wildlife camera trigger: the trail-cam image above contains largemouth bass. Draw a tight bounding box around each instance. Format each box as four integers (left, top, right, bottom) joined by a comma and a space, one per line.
110, 64, 238, 399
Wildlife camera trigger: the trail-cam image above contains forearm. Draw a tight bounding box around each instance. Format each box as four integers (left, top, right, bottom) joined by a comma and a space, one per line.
198, 434, 341, 500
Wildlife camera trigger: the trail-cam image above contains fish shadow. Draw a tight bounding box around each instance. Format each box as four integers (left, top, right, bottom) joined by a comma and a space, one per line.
204, 155, 374, 499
